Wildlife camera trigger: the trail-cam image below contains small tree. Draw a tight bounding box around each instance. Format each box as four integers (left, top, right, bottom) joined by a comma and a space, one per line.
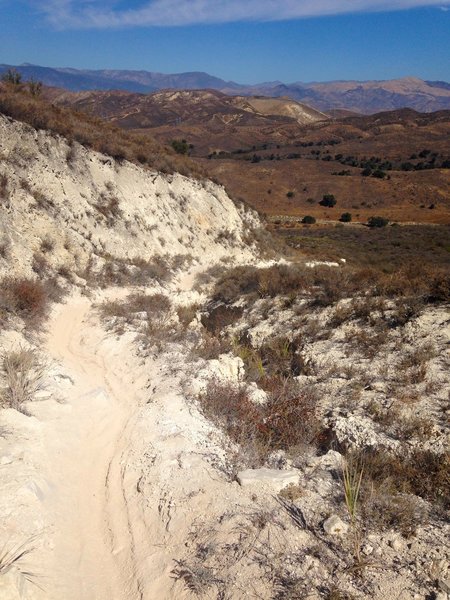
319, 193, 336, 207
340, 212, 352, 222
1, 68, 22, 86
171, 139, 191, 155
286, 191, 295, 198
28, 78, 42, 97
302, 215, 316, 224
367, 216, 389, 228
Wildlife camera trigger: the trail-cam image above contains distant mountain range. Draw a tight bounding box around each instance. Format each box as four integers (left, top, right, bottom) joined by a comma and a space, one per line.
1, 63, 450, 114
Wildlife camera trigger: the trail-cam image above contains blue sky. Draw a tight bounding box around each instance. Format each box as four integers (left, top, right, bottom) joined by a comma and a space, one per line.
0, 1, 449, 82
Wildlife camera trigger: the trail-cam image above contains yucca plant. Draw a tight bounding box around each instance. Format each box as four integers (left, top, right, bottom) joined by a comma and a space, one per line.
342, 455, 364, 563
343, 456, 364, 523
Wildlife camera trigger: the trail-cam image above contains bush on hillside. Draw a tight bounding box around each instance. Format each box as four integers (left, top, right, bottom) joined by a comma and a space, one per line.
319, 194, 336, 207
367, 216, 389, 228
339, 212, 352, 222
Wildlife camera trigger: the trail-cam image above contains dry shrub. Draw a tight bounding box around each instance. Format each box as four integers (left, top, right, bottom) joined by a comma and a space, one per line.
428, 271, 450, 302
0, 240, 11, 260
263, 379, 320, 451
93, 193, 122, 226
83, 255, 172, 287
213, 263, 450, 311
190, 332, 232, 360
0, 277, 51, 327
32, 252, 50, 277
398, 343, 437, 370
0, 347, 46, 412
362, 492, 423, 538
200, 379, 262, 446
194, 264, 228, 290
0, 173, 9, 199
100, 292, 171, 329
259, 336, 310, 378
177, 303, 199, 329
198, 377, 319, 465
358, 448, 449, 512
32, 190, 54, 211
344, 327, 388, 359
386, 297, 424, 328
329, 297, 387, 327
396, 415, 434, 442
39, 236, 54, 253
212, 265, 262, 302
200, 303, 243, 335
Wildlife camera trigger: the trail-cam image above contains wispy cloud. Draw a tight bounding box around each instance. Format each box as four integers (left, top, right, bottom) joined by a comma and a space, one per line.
31, 0, 450, 28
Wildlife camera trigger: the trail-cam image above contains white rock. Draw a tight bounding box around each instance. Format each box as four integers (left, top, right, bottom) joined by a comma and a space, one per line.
237, 468, 299, 491
247, 382, 267, 405
333, 414, 399, 450
323, 515, 349, 535
389, 537, 404, 552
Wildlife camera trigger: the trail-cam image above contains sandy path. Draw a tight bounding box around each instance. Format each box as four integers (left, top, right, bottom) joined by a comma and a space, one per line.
42, 297, 142, 600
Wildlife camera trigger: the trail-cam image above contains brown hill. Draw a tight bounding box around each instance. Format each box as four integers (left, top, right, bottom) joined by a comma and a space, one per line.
47, 88, 327, 130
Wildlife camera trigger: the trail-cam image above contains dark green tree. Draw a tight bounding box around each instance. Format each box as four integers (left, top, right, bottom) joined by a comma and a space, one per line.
319, 194, 336, 207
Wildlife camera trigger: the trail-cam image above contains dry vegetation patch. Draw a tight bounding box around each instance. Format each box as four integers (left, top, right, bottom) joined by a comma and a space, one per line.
0, 347, 46, 412
0, 84, 206, 178
0, 277, 62, 329
198, 377, 320, 467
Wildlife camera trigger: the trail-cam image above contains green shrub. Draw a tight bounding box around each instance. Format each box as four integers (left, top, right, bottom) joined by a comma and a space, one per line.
319, 194, 336, 207
302, 215, 316, 224
171, 139, 191, 155
339, 212, 352, 223
367, 216, 389, 228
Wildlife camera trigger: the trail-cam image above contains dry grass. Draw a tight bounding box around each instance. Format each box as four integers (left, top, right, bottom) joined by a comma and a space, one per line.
0, 84, 206, 179
100, 292, 171, 327
213, 262, 450, 308
0, 348, 46, 412
93, 193, 122, 226
82, 255, 174, 287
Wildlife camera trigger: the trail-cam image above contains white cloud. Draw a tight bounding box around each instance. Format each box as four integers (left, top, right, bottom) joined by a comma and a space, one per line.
31, 0, 450, 28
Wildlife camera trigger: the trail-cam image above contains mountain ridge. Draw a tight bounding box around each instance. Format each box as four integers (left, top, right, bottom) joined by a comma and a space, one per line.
1, 63, 450, 113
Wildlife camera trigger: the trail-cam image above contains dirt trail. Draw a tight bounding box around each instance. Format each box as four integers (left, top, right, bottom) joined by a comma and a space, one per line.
43, 297, 142, 600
